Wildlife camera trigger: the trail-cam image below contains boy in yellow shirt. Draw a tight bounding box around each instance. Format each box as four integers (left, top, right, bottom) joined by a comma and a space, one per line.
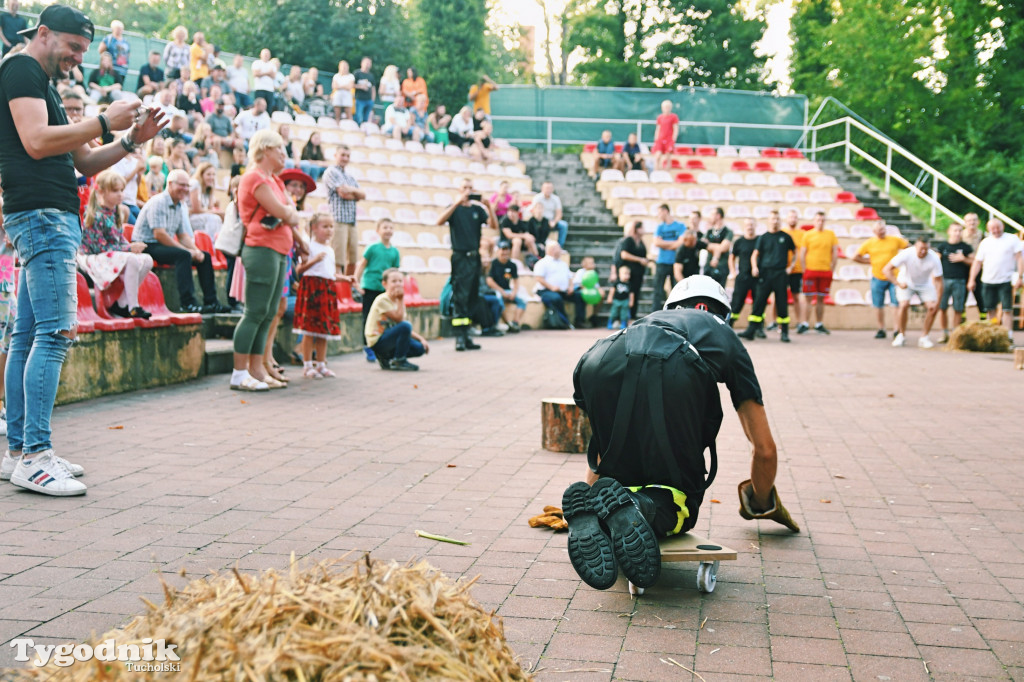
798, 212, 838, 334
853, 220, 908, 338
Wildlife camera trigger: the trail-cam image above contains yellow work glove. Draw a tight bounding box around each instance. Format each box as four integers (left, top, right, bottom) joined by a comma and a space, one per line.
737, 479, 800, 532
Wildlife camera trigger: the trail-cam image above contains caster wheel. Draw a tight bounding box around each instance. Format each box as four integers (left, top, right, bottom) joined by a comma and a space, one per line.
696, 560, 719, 593
628, 581, 645, 596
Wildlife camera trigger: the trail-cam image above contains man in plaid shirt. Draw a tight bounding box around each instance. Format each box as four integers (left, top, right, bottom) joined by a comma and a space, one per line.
322, 144, 365, 277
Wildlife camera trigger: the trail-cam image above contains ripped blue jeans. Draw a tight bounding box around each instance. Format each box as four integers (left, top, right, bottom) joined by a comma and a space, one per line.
3, 209, 81, 454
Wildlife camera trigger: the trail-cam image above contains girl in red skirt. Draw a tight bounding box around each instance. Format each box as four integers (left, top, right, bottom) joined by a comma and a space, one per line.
293, 212, 343, 378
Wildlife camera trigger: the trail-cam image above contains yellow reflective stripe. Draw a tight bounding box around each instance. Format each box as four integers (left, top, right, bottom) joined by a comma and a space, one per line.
730, 313, 740, 320
748, 315, 763, 323
626, 484, 689, 536
776, 316, 791, 324
451, 317, 472, 326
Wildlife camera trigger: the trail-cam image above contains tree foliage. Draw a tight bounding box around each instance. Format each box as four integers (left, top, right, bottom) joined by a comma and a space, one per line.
413, 0, 489, 110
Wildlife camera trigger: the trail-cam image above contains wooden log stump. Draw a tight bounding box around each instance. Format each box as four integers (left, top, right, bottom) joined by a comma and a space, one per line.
1015, 348, 1024, 370
541, 398, 592, 453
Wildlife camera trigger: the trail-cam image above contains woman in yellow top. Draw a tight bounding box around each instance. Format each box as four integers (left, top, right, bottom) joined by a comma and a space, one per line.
189, 32, 210, 83
797, 211, 839, 334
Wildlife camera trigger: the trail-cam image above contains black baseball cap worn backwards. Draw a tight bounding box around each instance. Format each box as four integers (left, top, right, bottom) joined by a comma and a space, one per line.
19, 4, 95, 42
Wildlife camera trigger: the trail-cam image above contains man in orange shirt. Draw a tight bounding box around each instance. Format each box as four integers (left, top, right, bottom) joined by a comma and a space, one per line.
468, 75, 497, 115
853, 220, 908, 338
797, 211, 838, 334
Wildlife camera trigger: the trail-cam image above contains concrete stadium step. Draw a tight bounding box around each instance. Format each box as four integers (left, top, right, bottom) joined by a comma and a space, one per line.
203, 338, 235, 375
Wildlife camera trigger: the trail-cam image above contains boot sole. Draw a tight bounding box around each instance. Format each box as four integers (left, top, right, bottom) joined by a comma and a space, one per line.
562, 482, 618, 590
589, 478, 661, 588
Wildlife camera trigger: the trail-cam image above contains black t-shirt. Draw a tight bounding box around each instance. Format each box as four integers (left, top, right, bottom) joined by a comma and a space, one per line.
613, 281, 631, 300
731, 236, 758, 276
934, 241, 973, 280
500, 215, 527, 234
353, 70, 376, 101
754, 231, 796, 271
137, 64, 165, 90
489, 258, 518, 290
614, 236, 647, 274
0, 14, 28, 52
0, 55, 78, 215
447, 203, 488, 251
175, 94, 202, 116
527, 216, 550, 242
674, 238, 708, 278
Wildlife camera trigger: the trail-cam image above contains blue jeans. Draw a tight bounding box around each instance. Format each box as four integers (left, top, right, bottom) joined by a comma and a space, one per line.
298, 161, 326, 181
354, 99, 374, 125
555, 220, 568, 247
870, 277, 897, 308
234, 91, 252, 109
4, 209, 81, 454
123, 203, 140, 224
372, 321, 424, 361
538, 289, 570, 326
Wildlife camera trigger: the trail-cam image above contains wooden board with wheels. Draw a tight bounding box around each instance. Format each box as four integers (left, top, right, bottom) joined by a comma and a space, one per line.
629, 533, 737, 596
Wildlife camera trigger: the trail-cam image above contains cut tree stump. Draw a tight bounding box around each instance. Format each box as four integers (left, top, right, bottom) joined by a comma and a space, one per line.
1015, 348, 1024, 370
541, 398, 592, 453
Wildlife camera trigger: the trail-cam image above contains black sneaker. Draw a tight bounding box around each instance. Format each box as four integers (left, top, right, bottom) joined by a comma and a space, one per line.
766, 322, 778, 331
377, 355, 392, 370
182, 303, 203, 313
814, 323, 831, 335
562, 482, 618, 590
589, 478, 661, 589
202, 302, 232, 314
128, 306, 152, 320
755, 327, 767, 339
796, 322, 810, 334
389, 358, 419, 371
874, 329, 886, 339
481, 328, 504, 337
107, 303, 131, 318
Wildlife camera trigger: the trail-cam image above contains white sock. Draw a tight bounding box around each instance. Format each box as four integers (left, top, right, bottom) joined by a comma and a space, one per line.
316, 361, 326, 370
231, 369, 250, 385
303, 361, 313, 370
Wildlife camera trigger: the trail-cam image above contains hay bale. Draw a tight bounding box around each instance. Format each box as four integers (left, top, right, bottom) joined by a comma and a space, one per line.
948, 321, 1012, 353
15, 556, 533, 681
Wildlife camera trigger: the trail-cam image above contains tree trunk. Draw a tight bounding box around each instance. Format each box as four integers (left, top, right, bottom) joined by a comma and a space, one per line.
541, 398, 593, 453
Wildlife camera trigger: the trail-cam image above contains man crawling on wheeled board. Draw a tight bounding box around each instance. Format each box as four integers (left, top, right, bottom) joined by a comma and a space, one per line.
565, 275, 800, 591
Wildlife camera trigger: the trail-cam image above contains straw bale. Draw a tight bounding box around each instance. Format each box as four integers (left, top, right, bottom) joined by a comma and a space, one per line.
14, 555, 533, 681
947, 321, 1012, 353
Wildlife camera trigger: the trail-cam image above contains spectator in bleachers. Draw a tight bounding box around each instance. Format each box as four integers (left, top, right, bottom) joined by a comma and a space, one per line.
165, 137, 193, 174
188, 162, 224, 238
428, 104, 451, 145
331, 60, 354, 121
673, 229, 707, 282
98, 20, 130, 80
234, 96, 271, 145
354, 218, 401, 363
536, 181, 568, 247
571, 255, 602, 327
702, 207, 733, 287
298, 132, 329, 180
447, 106, 476, 150
323, 144, 366, 277
136, 50, 165, 97
230, 144, 247, 177
619, 132, 645, 172
201, 64, 232, 100
365, 268, 428, 370
0, 0, 27, 57
379, 64, 401, 106
207, 99, 239, 151
133, 169, 225, 314
477, 254, 506, 335
402, 67, 428, 107
797, 211, 838, 334
962, 212, 987, 321
885, 236, 944, 348
88, 52, 124, 104
382, 97, 419, 141
468, 75, 497, 115
152, 87, 183, 121
270, 58, 286, 111
353, 57, 377, 124
112, 148, 146, 223
728, 218, 759, 328
231, 129, 302, 390
469, 119, 494, 162
652, 203, 685, 311
533, 242, 575, 329
614, 220, 648, 318
969, 218, 1024, 343
487, 241, 526, 333
251, 48, 277, 108
200, 84, 223, 114
302, 67, 323, 102
227, 54, 252, 109
652, 99, 678, 170
853, 220, 908, 339
526, 201, 551, 260
168, 64, 191, 98
175, 81, 203, 120
491, 181, 514, 219
592, 129, 616, 175
292, 211, 341, 379
283, 64, 305, 110
934, 223, 973, 342
190, 32, 212, 84
606, 265, 634, 329
500, 204, 536, 263
79, 170, 154, 320
145, 154, 166, 197
410, 93, 432, 143
163, 26, 190, 79
739, 214, 797, 343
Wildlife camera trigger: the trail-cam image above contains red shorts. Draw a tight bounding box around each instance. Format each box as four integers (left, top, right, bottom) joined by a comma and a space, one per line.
802, 270, 833, 297
651, 139, 674, 154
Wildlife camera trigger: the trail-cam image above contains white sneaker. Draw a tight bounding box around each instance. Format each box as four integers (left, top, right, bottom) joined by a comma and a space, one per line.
917, 336, 934, 349
0, 450, 17, 481
11, 450, 87, 496
892, 332, 906, 347
495, 322, 510, 332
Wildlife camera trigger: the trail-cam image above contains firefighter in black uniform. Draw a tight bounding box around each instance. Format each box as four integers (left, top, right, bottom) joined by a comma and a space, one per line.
728, 218, 759, 329
437, 179, 497, 351
739, 210, 797, 343
563, 275, 800, 591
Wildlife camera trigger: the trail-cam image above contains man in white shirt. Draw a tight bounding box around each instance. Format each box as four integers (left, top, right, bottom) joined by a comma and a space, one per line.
533, 242, 574, 329
536, 181, 569, 247
283, 64, 304, 108
226, 53, 251, 108
382, 98, 418, 141
968, 218, 1024, 340
883, 236, 943, 348
250, 48, 276, 107
233, 96, 270, 144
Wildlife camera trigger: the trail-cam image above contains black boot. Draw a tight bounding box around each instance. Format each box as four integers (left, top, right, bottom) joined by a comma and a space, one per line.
455, 334, 466, 351
738, 321, 761, 340
727, 316, 736, 328
780, 323, 790, 343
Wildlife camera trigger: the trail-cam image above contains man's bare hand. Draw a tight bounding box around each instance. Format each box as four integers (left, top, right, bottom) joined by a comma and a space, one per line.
131, 107, 168, 144
104, 98, 145, 131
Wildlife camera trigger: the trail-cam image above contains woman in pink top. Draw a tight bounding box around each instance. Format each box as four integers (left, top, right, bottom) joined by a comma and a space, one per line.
490, 180, 513, 219
230, 129, 302, 391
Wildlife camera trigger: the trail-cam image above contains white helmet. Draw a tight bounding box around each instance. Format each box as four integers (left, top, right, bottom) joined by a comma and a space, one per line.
664, 275, 730, 317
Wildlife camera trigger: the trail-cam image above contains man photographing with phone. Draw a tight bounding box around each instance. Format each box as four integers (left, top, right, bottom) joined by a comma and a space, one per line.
0, 4, 167, 496
437, 178, 497, 351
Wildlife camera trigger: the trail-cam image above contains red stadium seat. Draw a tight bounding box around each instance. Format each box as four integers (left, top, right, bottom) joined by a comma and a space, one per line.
696, 147, 716, 156
835, 191, 857, 203
762, 148, 782, 158
685, 159, 705, 170
192, 231, 227, 270
670, 159, 683, 168
75, 273, 134, 331
94, 278, 172, 329
674, 172, 696, 184
793, 176, 813, 187
675, 146, 694, 155
583, 143, 597, 153
122, 223, 134, 241
783, 149, 805, 159
800, 223, 814, 231
404, 275, 439, 307
754, 161, 774, 172
614, 143, 623, 153
335, 280, 361, 314
137, 273, 203, 325
731, 161, 751, 171
855, 207, 880, 220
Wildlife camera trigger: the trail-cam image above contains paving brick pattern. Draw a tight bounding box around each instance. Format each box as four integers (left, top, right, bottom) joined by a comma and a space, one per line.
0, 330, 1022, 679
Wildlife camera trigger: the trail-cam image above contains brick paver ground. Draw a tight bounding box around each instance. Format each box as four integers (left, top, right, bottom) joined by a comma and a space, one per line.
1, 329, 1022, 679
